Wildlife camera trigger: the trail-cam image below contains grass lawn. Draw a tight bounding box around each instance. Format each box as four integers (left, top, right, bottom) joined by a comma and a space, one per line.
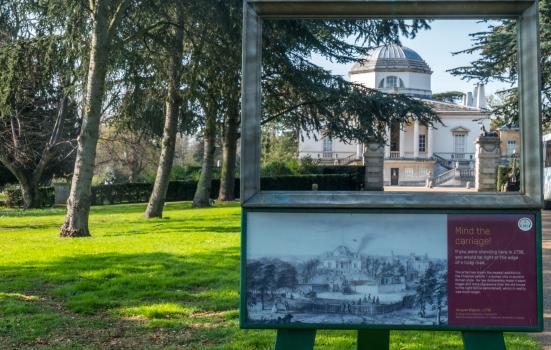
0, 202, 542, 349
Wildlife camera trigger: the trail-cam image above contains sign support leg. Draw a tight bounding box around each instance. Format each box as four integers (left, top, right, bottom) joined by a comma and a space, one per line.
275, 329, 316, 350
462, 331, 506, 350
357, 329, 390, 350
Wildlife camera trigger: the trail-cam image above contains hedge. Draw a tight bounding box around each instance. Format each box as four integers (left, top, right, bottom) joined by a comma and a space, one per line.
90, 174, 359, 205
3, 174, 361, 207
4, 185, 55, 208
261, 174, 359, 191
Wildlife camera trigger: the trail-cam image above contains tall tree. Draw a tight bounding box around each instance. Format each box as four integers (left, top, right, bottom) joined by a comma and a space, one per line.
192, 95, 218, 207
212, 14, 438, 201
144, 2, 186, 218
0, 2, 80, 209
448, 0, 551, 124
60, 0, 135, 237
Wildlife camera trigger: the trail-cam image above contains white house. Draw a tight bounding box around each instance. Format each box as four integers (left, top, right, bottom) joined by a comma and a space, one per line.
298, 44, 491, 186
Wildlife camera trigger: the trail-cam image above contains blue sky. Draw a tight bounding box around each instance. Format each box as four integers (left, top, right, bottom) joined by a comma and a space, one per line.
309, 20, 513, 97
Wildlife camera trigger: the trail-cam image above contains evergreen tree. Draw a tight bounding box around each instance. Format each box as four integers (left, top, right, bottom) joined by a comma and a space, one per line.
0, 2, 80, 208
60, 0, 144, 237
448, 0, 551, 124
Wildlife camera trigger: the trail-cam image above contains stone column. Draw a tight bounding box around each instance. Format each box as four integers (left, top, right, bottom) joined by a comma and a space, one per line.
384, 125, 391, 159
475, 135, 501, 192
413, 120, 420, 159
399, 125, 405, 158
364, 142, 385, 191
427, 125, 434, 158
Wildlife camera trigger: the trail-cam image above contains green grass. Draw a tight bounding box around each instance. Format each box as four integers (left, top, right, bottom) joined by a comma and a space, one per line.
0, 202, 542, 349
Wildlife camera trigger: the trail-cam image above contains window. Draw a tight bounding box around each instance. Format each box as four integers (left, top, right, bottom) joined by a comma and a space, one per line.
454, 133, 466, 154
386, 76, 398, 88
419, 134, 426, 153
419, 168, 430, 177
405, 168, 415, 177
507, 140, 517, 156
322, 137, 333, 153
379, 76, 405, 89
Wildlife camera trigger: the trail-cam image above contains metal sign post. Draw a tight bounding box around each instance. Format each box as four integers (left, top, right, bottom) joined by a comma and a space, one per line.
240, 1, 543, 349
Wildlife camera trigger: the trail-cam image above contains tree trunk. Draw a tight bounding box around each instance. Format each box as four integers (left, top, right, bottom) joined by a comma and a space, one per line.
60, 1, 112, 237
144, 5, 185, 219
218, 102, 239, 201
0, 158, 41, 209
19, 176, 41, 209
192, 102, 217, 208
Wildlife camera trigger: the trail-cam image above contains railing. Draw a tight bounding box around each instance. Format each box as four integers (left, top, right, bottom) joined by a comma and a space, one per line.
336, 153, 359, 165
432, 168, 475, 187
389, 151, 400, 159
433, 152, 475, 170
433, 152, 474, 161
314, 152, 358, 165
432, 169, 459, 186
459, 168, 475, 179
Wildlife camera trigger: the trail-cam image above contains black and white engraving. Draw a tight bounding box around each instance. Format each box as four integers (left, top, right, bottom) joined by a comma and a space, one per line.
246, 212, 448, 326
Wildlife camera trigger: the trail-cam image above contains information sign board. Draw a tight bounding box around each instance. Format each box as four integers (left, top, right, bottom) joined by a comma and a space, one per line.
241, 210, 542, 331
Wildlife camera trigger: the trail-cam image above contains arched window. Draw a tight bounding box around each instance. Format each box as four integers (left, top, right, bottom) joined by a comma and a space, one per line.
387, 76, 398, 88
379, 76, 405, 89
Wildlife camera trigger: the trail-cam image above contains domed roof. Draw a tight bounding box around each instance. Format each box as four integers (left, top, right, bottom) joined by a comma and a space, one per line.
350, 44, 432, 75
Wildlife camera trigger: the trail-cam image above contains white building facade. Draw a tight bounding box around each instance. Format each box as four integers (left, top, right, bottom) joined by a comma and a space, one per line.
298, 44, 491, 186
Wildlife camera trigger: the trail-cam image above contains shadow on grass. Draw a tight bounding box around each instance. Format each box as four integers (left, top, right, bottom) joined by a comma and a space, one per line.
0, 247, 240, 315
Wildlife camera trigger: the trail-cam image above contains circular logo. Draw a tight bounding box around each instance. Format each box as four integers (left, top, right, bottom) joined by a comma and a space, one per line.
518, 217, 533, 232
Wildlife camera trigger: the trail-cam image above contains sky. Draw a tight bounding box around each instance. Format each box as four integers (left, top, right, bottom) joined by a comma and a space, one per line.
247, 212, 448, 260
309, 20, 514, 97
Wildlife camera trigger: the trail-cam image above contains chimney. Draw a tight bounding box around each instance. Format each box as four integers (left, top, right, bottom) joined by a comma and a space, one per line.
462, 93, 467, 106
467, 92, 474, 107
476, 84, 486, 109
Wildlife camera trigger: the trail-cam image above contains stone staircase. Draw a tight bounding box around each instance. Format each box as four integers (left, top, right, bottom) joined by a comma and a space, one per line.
432, 167, 475, 187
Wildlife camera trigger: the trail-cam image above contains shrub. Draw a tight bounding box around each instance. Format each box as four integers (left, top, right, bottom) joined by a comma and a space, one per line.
261, 174, 359, 191
171, 165, 203, 181
88, 174, 360, 206
261, 160, 296, 176
496, 162, 521, 192
4, 185, 55, 208
91, 183, 153, 205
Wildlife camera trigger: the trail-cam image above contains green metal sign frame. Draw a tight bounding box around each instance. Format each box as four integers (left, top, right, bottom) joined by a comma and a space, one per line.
240, 209, 543, 349
239, 0, 543, 348
240, 208, 544, 332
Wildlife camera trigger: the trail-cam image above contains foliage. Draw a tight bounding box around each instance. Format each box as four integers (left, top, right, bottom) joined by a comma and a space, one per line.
0, 34, 79, 208
262, 174, 360, 191
261, 160, 298, 176
95, 127, 160, 183
448, 0, 551, 124
89, 173, 361, 205
497, 162, 521, 192
432, 91, 465, 104
170, 165, 204, 181
0, 202, 542, 349
4, 185, 54, 208
0, 164, 16, 187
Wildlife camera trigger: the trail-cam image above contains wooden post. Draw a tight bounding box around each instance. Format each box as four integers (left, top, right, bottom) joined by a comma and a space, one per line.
357, 329, 390, 350
462, 332, 506, 350
275, 329, 316, 350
